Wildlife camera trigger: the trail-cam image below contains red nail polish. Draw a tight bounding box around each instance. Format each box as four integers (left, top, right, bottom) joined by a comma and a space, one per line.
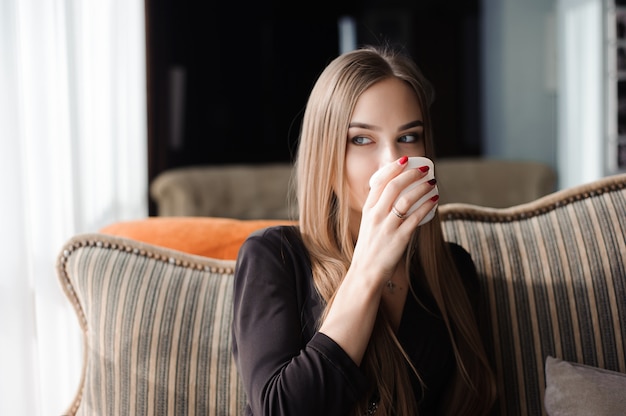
428, 178, 437, 186
430, 195, 440, 202
398, 156, 408, 165
418, 165, 430, 172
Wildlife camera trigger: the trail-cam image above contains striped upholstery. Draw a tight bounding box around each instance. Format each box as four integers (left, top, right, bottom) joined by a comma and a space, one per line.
57, 235, 247, 416
439, 173, 626, 416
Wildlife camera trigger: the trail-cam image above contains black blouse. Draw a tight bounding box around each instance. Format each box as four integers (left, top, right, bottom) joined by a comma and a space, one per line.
231, 226, 479, 416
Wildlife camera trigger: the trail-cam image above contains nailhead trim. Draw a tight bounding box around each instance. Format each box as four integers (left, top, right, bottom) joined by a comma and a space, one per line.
59, 237, 235, 275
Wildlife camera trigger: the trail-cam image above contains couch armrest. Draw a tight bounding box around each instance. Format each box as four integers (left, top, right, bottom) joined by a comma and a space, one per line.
439, 173, 626, 416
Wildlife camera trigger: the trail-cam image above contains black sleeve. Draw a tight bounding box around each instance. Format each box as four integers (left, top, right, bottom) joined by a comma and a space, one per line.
231, 227, 367, 416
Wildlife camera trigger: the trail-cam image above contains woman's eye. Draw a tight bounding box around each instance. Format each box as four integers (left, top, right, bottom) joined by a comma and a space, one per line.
351, 136, 373, 145
399, 133, 420, 143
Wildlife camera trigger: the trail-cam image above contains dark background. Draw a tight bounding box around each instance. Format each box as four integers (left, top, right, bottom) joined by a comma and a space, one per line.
145, 1, 482, 214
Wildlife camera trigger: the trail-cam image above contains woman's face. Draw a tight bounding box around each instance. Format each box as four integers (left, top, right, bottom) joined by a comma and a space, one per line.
345, 77, 426, 224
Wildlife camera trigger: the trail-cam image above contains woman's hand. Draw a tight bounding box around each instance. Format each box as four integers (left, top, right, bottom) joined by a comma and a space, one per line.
354, 156, 439, 283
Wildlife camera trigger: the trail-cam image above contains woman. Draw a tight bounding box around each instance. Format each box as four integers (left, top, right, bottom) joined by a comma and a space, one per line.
232, 45, 496, 415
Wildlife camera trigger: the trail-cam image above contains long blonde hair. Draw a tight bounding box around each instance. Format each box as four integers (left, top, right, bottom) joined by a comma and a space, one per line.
293, 45, 496, 415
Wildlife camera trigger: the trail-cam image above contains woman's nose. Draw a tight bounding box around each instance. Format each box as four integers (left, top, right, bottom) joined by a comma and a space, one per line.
380, 145, 404, 166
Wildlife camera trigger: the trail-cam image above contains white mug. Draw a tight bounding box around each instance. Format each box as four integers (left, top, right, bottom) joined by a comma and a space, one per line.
369, 156, 438, 225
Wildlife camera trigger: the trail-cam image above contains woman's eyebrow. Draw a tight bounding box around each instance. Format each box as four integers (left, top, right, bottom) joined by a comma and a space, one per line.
348, 120, 424, 131
398, 120, 424, 130
348, 122, 378, 130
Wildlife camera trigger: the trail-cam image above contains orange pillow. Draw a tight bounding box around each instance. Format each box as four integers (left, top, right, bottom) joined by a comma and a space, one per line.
100, 216, 297, 260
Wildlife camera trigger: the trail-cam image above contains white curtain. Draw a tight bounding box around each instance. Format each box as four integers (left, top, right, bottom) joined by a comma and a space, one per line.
0, 0, 147, 414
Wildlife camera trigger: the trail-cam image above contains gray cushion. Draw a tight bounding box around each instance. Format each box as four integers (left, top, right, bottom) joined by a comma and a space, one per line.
544, 355, 626, 416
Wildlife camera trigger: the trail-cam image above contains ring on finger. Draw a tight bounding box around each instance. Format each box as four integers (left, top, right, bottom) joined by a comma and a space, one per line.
391, 206, 406, 220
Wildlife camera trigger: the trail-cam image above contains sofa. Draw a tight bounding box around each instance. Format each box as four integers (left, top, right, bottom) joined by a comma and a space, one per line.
57, 173, 626, 416
149, 158, 558, 218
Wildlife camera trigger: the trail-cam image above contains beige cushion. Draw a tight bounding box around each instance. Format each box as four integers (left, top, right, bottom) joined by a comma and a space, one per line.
436, 157, 557, 207
149, 163, 296, 219
148, 159, 558, 219
57, 234, 246, 416
544, 356, 626, 415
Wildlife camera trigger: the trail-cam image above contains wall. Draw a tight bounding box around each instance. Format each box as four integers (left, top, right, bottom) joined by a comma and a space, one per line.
482, 0, 559, 177
482, 0, 610, 190
148, 0, 610, 202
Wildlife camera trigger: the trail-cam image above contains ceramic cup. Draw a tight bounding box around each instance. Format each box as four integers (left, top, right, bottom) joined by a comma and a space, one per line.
369, 156, 438, 225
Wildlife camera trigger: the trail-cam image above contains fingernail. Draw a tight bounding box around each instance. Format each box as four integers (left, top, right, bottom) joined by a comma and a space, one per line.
398, 156, 408, 165
430, 195, 440, 202
428, 178, 437, 186
418, 165, 430, 172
